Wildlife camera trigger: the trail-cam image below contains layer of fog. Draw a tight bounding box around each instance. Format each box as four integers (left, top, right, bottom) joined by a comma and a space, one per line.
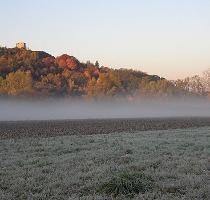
0, 98, 210, 121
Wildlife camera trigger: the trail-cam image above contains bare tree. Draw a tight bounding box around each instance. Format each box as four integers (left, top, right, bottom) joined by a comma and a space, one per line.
188, 75, 205, 95
202, 68, 210, 92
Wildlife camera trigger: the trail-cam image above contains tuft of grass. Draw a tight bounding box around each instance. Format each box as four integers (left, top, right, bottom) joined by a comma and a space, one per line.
97, 171, 154, 198
125, 149, 133, 155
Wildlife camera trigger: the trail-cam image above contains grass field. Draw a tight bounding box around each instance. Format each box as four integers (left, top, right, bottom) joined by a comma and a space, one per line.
0, 124, 210, 199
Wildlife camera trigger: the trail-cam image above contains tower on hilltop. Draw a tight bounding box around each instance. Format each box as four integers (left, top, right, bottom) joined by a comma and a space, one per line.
16, 42, 26, 49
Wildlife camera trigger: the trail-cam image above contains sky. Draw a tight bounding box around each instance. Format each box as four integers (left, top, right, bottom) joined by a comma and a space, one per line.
0, 0, 210, 80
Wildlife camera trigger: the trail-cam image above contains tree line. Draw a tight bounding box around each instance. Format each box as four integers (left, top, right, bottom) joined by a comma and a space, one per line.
0, 47, 209, 99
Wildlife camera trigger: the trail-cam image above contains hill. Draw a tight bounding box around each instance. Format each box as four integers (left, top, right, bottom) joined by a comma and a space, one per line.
0, 47, 182, 98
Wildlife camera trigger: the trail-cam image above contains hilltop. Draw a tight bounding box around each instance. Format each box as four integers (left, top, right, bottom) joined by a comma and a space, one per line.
0, 47, 187, 98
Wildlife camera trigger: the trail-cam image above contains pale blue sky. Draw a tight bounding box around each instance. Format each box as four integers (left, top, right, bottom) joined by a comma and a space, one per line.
1, 0, 210, 79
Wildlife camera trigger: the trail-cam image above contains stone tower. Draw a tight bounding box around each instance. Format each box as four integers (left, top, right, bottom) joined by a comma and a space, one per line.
16, 42, 26, 49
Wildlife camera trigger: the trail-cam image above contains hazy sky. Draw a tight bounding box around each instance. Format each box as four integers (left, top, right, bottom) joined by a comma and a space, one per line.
1, 0, 210, 79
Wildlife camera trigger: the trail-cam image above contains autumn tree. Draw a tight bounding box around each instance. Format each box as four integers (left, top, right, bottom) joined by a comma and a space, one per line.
4, 70, 33, 96
86, 77, 97, 97
0, 77, 6, 94
34, 73, 65, 96
94, 71, 122, 97
67, 72, 87, 96
138, 78, 175, 97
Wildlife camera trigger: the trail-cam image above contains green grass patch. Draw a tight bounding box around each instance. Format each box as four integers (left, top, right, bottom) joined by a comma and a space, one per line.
97, 171, 154, 198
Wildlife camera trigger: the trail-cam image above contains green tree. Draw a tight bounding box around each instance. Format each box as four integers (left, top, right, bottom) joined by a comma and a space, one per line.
95, 61, 100, 68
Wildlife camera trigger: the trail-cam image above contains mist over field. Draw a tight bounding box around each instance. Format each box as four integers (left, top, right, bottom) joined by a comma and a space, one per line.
0, 98, 209, 121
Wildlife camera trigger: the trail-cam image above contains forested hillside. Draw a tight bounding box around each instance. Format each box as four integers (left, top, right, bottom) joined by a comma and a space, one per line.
0, 47, 206, 99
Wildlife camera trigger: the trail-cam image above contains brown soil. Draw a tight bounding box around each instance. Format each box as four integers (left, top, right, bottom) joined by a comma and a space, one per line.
0, 117, 210, 140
